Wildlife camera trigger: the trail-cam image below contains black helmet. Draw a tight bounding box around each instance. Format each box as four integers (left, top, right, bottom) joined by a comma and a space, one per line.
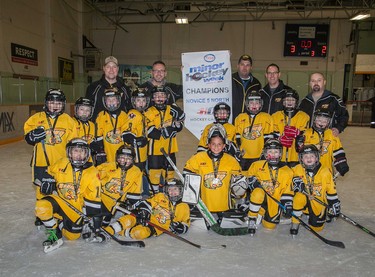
163, 178, 184, 202
213, 102, 231, 124
313, 109, 332, 132
298, 144, 320, 171
74, 97, 94, 122
116, 145, 135, 170
263, 138, 283, 166
151, 86, 170, 110
282, 89, 299, 112
103, 88, 121, 112
44, 89, 66, 117
245, 90, 263, 115
207, 123, 227, 145
131, 88, 150, 112
66, 138, 91, 168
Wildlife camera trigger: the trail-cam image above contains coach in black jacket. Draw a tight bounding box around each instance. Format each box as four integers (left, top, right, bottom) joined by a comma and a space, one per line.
299, 72, 348, 136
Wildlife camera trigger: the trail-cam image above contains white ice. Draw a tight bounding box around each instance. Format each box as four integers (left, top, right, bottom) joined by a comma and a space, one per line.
0, 126, 374, 277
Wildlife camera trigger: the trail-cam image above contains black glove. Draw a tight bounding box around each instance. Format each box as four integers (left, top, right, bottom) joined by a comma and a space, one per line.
169, 221, 188, 234
89, 139, 104, 153
328, 200, 341, 217
161, 126, 177, 139
94, 152, 107, 166
292, 177, 305, 193
135, 201, 152, 226
39, 177, 56, 195
135, 136, 148, 147
295, 134, 305, 153
25, 127, 46, 145
237, 203, 249, 213
247, 176, 261, 191
122, 132, 136, 144
170, 104, 185, 122
334, 157, 349, 176
283, 201, 293, 218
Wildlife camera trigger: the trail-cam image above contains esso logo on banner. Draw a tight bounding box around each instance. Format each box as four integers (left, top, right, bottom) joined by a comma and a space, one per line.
204, 54, 215, 63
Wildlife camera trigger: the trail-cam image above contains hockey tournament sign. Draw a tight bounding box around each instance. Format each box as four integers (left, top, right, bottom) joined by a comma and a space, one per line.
182, 50, 232, 139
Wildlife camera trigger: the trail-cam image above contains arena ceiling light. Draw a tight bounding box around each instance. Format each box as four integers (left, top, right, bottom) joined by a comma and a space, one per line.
175, 16, 188, 24
350, 12, 371, 21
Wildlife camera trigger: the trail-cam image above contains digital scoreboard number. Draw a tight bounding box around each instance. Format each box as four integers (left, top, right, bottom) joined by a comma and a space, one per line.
284, 24, 329, 57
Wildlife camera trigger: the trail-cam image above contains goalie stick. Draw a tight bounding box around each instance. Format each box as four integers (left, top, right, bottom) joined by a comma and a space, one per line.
115, 205, 226, 250
56, 194, 145, 248
160, 147, 249, 236
259, 186, 345, 248
301, 191, 375, 238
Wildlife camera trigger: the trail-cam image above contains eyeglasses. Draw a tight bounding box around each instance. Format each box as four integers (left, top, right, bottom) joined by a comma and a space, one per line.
266, 72, 279, 75
152, 70, 166, 73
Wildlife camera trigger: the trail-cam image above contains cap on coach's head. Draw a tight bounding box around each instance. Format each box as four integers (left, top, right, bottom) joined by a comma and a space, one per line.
238, 54, 253, 65
104, 56, 118, 66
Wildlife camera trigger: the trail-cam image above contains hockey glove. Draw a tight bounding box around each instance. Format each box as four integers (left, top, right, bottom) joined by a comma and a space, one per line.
280, 135, 293, 148
122, 132, 137, 144
292, 177, 305, 193
284, 126, 300, 138
328, 200, 341, 217
169, 221, 188, 235
295, 134, 305, 153
237, 203, 250, 213
39, 177, 56, 195
135, 136, 148, 148
89, 139, 104, 154
247, 176, 261, 191
25, 127, 46, 145
94, 152, 107, 166
283, 201, 293, 218
161, 126, 177, 139
334, 157, 349, 176
135, 201, 152, 226
170, 104, 185, 122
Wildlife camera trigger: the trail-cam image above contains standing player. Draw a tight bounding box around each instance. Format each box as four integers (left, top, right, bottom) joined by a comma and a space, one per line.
183, 125, 241, 220
97, 145, 143, 226
105, 179, 190, 240
24, 89, 76, 227
235, 90, 274, 171
93, 88, 129, 165
272, 89, 310, 167
301, 109, 349, 177
35, 138, 103, 253
244, 139, 294, 235
144, 86, 185, 193
290, 144, 341, 235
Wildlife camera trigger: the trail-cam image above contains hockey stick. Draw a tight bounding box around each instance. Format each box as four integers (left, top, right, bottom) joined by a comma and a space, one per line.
56, 194, 145, 248
160, 147, 250, 236
41, 139, 50, 166
301, 191, 375, 238
115, 205, 226, 250
259, 186, 345, 248
285, 110, 292, 163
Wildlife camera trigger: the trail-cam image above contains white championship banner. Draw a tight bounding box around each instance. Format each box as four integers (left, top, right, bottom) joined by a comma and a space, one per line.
182, 50, 232, 139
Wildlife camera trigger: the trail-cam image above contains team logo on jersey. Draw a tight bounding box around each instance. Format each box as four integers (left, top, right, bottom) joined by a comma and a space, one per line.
261, 180, 279, 195
105, 129, 122, 144
242, 124, 262, 140
58, 182, 79, 200
316, 141, 331, 156
321, 104, 329, 109
81, 134, 94, 143
275, 97, 282, 103
203, 172, 227, 189
306, 183, 322, 197
45, 128, 65, 145
104, 178, 128, 194
153, 204, 171, 225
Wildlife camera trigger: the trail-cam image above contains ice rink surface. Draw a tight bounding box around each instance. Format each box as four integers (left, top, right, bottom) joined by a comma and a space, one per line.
1, 126, 374, 277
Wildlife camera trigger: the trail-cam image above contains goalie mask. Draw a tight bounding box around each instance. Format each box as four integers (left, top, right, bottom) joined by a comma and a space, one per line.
213, 102, 231, 124
245, 90, 263, 115
131, 88, 150, 112
74, 97, 94, 122
298, 144, 320, 171
282, 89, 299, 113
313, 109, 332, 133
207, 123, 227, 159
263, 138, 283, 166
103, 89, 121, 112
44, 89, 66, 117
163, 178, 183, 202
151, 86, 170, 111
66, 138, 90, 168
116, 145, 135, 170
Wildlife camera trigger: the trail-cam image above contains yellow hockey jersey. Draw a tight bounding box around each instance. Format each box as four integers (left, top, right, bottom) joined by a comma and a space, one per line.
147, 192, 190, 236
272, 110, 310, 163
197, 122, 236, 152
235, 112, 273, 159
96, 111, 128, 162
184, 151, 241, 212
97, 162, 143, 212
24, 112, 76, 167
73, 118, 96, 144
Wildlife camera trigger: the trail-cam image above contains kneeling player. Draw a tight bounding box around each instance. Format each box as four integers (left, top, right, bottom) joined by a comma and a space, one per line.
290, 144, 340, 236
245, 139, 293, 235
35, 138, 102, 253
105, 179, 190, 240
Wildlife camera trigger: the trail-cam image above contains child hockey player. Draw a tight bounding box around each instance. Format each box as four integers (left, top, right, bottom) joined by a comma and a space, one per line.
24, 89, 76, 227
105, 179, 190, 240
290, 144, 341, 236
73, 97, 96, 144
235, 90, 273, 171
34, 138, 103, 253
